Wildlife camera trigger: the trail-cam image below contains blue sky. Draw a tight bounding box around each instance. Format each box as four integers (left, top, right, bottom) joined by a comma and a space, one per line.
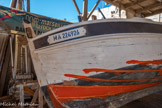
0, 0, 108, 22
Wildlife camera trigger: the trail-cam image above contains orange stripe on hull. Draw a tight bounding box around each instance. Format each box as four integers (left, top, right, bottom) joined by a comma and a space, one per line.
83, 68, 162, 74
159, 71, 162, 75
48, 87, 67, 108
64, 74, 162, 82
126, 60, 162, 65
48, 82, 161, 105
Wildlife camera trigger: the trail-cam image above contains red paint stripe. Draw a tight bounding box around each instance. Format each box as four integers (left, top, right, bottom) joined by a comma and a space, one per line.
159, 71, 162, 75
64, 74, 162, 82
10, 9, 18, 13
0, 14, 11, 20
48, 82, 161, 103
48, 87, 67, 108
83, 68, 162, 74
126, 60, 162, 65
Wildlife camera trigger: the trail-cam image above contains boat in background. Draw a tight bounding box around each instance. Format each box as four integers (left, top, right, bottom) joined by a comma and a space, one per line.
24, 18, 162, 108
0, 5, 71, 35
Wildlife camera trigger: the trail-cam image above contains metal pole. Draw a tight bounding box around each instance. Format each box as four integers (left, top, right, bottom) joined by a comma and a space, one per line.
98, 8, 106, 19
82, 0, 88, 21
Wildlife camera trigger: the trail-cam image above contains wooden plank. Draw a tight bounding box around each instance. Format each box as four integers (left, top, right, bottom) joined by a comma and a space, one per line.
0, 36, 8, 72
0, 39, 10, 97
38, 88, 43, 108
144, 8, 162, 17
19, 85, 24, 108
31, 88, 39, 103
24, 86, 34, 96
0, 95, 12, 101
23, 20, 48, 87
136, 3, 162, 14
0, 36, 13, 96
30, 88, 39, 108
124, 0, 146, 9
13, 35, 18, 77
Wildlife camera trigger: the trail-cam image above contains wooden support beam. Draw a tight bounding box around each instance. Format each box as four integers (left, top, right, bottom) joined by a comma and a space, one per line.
27, 0, 30, 12
30, 88, 38, 108
124, 0, 146, 9
17, 0, 22, 10
82, 0, 88, 21
10, 0, 17, 8
13, 35, 18, 76
119, 2, 121, 18
72, 0, 81, 16
20, 85, 24, 108
87, 0, 101, 19
0, 36, 8, 73
31, 89, 38, 103
136, 3, 162, 14
0, 38, 10, 97
38, 88, 43, 108
0, 95, 13, 101
24, 86, 34, 96
144, 8, 162, 17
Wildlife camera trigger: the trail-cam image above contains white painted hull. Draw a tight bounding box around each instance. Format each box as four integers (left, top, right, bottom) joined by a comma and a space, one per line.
33, 33, 162, 86
26, 19, 162, 87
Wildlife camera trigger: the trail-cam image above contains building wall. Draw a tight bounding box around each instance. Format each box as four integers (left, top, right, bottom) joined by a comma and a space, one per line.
88, 6, 126, 20
89, 5, 162, 23
146, 14, 162, 22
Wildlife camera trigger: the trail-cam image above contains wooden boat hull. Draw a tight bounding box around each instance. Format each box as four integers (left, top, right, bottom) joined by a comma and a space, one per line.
25, 18, 162, 107
48, 82, 162, 108
34, 33, 162, 85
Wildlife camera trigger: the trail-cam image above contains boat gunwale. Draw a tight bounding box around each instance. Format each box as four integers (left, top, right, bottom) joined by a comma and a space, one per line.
34, 33, 162, 53
31, 18, 162, 41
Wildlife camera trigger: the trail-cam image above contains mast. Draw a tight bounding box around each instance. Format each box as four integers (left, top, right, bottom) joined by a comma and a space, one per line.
17, 0, 23, 10
10, 0, 17, 8
27, 0, 30, 12
73, 0, 101, 21
82, 0, 88, 21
